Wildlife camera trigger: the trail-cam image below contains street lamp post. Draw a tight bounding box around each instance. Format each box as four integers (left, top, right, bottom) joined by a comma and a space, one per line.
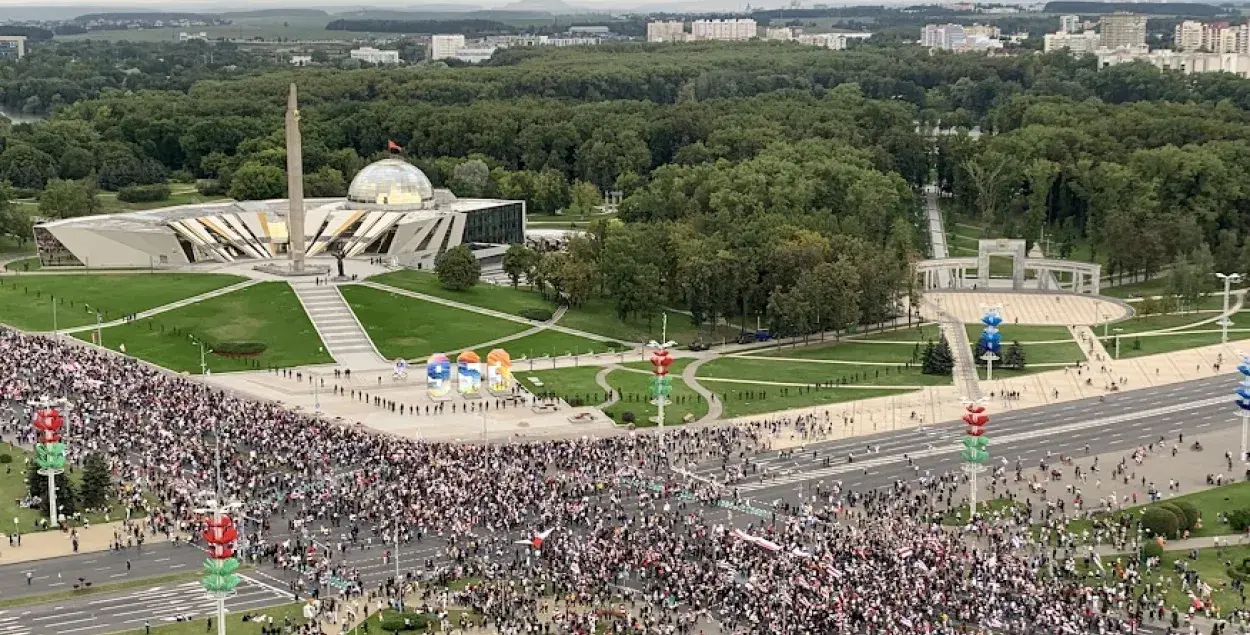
198, 420, 242, 635
647, 314, 677, 434
1217, 273, 1244, 345
84, 305, 103, 347
29, 397, 68, 528
1237, 357, 1250, 462
190, 336, 208, 375
960, 398, 990, 518
1113, 328, 1124, 360
978, 306, 1003, 382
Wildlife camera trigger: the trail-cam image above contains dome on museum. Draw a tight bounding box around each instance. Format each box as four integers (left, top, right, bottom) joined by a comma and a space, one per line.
346, 158, 435, 210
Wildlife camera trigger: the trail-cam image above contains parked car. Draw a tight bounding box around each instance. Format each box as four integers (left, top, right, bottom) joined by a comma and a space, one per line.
688, 339, 709, 351
736, 332, 756, 345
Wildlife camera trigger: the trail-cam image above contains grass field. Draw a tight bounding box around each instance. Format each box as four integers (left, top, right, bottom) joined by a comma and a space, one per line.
854, 324, 943, 342
56, 15, 343, 42
963, 324, 1075, 343
712, 385, 913, 419
1064, 481, 1250, 541
756, 340, 923, 363
984, 340, 1086, 365
0, 571, 203, 609
476, 329, 625, 360
697, 356, 943, 387
369, 270, 556, 318
522, 366, 607, 405
1099, 276, 1173, 299
556, 299, 739, 346
96, 186, 226, 213
342, 285, 528, 360
79, 282, 331, 373
605, 360, 708, 426
0, 273, 245, 331
1107, 329, 1250, 359
3, 257, 39, 272
1107, 311, 1223, 334
0, 441, 140, 532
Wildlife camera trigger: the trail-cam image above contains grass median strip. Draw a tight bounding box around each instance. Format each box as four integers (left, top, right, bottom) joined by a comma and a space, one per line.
0, 570, 204, 609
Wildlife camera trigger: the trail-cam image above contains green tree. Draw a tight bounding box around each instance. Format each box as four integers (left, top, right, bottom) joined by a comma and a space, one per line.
26, 461, 77, 521
305, 167, 346, 197
501, 243, 538, 288
567, 180, 601, 216
923, 337, 955, 375
434, 245, 480, 291
450, 159, 491, 197
1002, 341, 1026, 369
227, 162, 285, 201
38, 179, 99, 219
78, 453, 113, 509
0, 144, 57, 190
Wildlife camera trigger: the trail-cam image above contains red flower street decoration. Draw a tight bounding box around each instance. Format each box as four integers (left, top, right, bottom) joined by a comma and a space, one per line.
961, 403, 989, 465
201, 515, 241, 596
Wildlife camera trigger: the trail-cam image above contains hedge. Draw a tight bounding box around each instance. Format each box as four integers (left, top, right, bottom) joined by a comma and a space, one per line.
1229, 508, 1250, 532
1142, 541, 1164, 560
380, 613, 434, 632
117, 184, 171, 203
1172, 500, 1200, 531
519, 307, 554, 322
211, 341, 267, 357
1156, 503, 1190, 532
1141, 507, 1180, 539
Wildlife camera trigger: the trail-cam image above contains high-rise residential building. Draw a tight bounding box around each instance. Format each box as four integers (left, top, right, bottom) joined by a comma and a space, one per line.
921, 24, 966, 49
646, 20, 686, 42
690, 19, 757, 41
1097, 48, 1250, 77
1059, 15, 1080, 33
1099, 13, 1148, 51
0, 35, 26, 59
1044, 30, 1100, 54
430, 34, 466, 60
1174, 20, 1205, 51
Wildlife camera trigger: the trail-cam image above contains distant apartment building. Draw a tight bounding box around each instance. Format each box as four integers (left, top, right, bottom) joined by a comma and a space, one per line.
430, 34, 466, 60
922, 24, 1002, 52
0, 36, 25, 60
1043, 30, 1100, 54
178, 31, 207, 41
690, 19, 757, 41
766, 26, 794, 41
1099, 13, 1147, 51
1098, 49, 1250, 77
567, 26, 611, 36
290, 55, 313, 66
1059, 15, 1080, 34
1173, 20, 1249, 53
797, 32, 873, 50
451, 47, 497, 64
646, 21, 686, 43
350, 47, 401, 65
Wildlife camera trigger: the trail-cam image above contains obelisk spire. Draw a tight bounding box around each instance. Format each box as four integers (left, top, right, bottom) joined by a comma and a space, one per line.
284, 83, 306, 273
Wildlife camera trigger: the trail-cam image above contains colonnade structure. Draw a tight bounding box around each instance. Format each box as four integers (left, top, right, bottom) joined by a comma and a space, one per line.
916, 239, 1102, 295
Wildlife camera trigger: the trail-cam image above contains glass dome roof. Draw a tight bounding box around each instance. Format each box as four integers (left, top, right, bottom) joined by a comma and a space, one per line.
346, 159, 435, 210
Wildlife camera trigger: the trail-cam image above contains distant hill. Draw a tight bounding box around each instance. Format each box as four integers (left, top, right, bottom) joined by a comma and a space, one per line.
218, 9, 330, 18
498, 0, 577, 13
73, 11, 216, 22
1041, 1, 1225, 16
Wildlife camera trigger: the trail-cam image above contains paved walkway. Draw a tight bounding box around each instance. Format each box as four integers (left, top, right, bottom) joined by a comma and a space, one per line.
925, 186, 951, 289
682, 357, 722, 423
595, 365, 620, 408
1071, 325, 1110, 362
55, 279, 263, 335
0, 520, 169, 564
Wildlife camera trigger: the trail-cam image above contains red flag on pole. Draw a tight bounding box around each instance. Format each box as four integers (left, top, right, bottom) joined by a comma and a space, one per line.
386, 139, 402, 152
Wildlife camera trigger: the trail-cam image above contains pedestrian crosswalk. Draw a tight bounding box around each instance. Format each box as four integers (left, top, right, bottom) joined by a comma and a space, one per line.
14, 577, 292, 635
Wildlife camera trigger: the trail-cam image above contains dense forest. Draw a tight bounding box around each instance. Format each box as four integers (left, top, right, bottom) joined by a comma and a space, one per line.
4, 41, 1250, 331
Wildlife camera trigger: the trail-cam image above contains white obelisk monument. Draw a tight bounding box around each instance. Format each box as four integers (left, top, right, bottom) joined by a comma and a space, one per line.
285, 83, 306, 273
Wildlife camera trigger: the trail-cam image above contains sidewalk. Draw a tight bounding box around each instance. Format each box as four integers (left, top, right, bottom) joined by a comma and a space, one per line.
0, 520, 168, 564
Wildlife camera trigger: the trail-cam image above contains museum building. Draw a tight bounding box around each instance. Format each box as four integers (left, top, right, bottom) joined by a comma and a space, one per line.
33, 159, 526, 269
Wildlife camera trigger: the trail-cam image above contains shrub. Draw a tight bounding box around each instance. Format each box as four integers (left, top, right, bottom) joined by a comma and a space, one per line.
1157, 502, 1190, 532
0, 454, 12, 464
1142, 541, 1164, 560
621, 411, 635, 424
196, 179, 227, 196
117, 184, 170, 203
1172, 500, 1200, 530
379, 613, 434, 632
519, 307, 554, 322
1141, 506, 1180, 539
1228, 508, 1250, 532
211, 341, 267, 358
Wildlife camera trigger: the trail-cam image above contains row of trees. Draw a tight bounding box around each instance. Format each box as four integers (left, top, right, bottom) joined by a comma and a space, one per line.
25, 453, 114, 520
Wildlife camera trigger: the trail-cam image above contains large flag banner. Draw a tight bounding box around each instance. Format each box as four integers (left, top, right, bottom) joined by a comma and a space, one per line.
456, 351, 482, 396
426, 353, 451, 399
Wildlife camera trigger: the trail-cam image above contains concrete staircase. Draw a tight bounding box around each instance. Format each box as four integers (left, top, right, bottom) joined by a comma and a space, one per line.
290, 283, 388, 369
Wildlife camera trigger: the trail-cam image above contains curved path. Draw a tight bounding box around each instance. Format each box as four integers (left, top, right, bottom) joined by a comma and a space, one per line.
682, 357, 722, 423
594, 365, 620, 408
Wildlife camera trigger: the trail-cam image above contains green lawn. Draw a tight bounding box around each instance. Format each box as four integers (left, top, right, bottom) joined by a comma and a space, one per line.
977, 341, 1085, 365
1099, 275, 1173, 299
97, 186, 226, 213
713, 385, 913, 419
369, 270, 556, 318
941, 498, 1021, 526
113, 602, 307, 635
0, 273, 245, 331
1108, 312, 1221, 334
78, 282, 332, 373
0, 441, 140, 533
478, 330, 625, 360
4, 257, 39, 272
698, 356, 944, 387
854, 323, 943, 342
558, 299, 739, 346
342, 285, 528, 360
0, 571, 202, 609
756, 340, 923, 363
521, 365, 608, 405
606, 360, 707, 426
1063, 482, 1250, 542
1107, 329, 1250, 359
963, 324, 1075, 343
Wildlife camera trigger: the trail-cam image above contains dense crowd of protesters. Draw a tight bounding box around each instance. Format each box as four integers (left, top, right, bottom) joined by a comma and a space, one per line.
0, 329, 1187, 634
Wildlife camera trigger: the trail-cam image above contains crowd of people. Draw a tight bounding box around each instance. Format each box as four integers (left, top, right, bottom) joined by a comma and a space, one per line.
0, 328, 1187, 634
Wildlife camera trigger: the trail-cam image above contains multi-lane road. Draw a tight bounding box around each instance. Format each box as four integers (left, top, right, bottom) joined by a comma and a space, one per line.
0, 371, 1240, 634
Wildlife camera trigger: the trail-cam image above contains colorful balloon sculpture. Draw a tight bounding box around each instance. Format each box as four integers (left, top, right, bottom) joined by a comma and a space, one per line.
426, 353, 451, 398
487, 349, 513, 393
457, 351, 482, 395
